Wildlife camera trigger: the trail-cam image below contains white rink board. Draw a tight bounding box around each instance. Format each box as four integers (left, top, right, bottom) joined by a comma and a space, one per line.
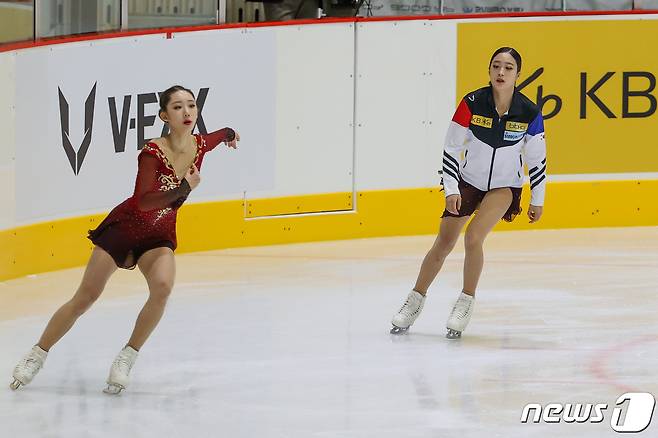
5, 15, 656, 230
354, 20, 457, 192
0, 51, 16, 230
243, 23, 356, 201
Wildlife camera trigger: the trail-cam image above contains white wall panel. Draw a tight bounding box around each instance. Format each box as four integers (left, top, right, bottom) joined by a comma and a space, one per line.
0, 52, 16, 230
168, 28, 277, 202
354, 20, 456, 192
245, 22, 356, 201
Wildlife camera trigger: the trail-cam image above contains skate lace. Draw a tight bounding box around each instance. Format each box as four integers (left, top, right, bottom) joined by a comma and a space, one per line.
451, 298, 472, 320
114, 354, 134, 374
20, 356, 43, 373
399, 297, 419, 318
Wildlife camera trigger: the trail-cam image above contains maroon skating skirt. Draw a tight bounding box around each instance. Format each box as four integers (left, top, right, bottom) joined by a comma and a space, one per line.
88, 200, 177, 270
441, 180, 522, 223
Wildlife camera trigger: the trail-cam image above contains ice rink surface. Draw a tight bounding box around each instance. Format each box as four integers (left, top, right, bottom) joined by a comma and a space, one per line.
2, 227, 657, 437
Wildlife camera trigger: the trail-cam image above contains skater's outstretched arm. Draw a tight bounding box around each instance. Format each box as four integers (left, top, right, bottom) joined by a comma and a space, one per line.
202, 128, 239, 152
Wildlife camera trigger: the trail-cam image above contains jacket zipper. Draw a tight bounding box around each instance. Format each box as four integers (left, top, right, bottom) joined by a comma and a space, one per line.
487, 114, 503, 190
487, 149, 497, 190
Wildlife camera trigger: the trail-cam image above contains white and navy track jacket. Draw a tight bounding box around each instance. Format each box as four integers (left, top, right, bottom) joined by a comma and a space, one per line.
441, 86, 547, 206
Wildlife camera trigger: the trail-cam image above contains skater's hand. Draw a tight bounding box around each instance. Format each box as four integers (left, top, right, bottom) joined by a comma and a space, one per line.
528, 204, 543, 223
446, 194, 461, 215
226, 130, 240, 149
184, 164, 201, 190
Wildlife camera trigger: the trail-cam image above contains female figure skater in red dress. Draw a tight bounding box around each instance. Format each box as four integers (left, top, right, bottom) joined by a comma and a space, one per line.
390, 47, 547, 339
10, 85, 240, 394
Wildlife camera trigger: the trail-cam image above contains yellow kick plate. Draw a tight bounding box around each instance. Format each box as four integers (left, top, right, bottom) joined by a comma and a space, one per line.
246, 192, 353, 218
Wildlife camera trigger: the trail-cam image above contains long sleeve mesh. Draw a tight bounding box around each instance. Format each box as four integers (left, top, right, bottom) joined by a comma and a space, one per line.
202, 128, 236, 152
133, 153, 191, 211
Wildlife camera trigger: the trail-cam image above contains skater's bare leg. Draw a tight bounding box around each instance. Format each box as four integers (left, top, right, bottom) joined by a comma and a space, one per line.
11, 248, 116, 390
127, 247, 176, 350
413, 216, 470, 294
38, 247, 117, 350
462, 188, 512, 295
103, 248, 174, 394
445, 190, 510, 339
391, 216, 469, 334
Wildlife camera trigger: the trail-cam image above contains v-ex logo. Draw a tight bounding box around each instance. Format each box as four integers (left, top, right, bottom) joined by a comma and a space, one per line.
58, 83, 97, 175
57, 84, 210, 175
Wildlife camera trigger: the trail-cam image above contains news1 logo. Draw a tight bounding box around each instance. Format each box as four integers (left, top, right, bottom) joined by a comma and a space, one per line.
521, 392, 655, 433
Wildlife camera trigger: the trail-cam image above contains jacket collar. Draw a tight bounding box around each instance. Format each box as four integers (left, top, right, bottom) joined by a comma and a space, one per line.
486, 84, 522, 117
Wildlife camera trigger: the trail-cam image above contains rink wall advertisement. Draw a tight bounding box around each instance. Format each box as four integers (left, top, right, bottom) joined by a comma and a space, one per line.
1, 15, 657, 280
13, 30, 277, 224
457, 19, 658, 175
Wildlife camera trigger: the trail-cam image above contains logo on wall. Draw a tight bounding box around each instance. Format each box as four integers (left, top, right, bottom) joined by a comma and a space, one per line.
108, 88, 210, 153
58, 83, 97, 175
516, 68, 657, 121
57, 85, 210, 175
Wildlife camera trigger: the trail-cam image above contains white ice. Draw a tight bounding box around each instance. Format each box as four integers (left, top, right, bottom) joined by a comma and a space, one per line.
1, 227, 657, 437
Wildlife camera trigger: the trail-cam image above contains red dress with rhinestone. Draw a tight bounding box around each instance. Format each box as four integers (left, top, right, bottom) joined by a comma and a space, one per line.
88, 128, 235, 269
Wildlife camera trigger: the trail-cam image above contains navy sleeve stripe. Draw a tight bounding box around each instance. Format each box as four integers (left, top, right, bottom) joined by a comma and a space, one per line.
443, 167, 459, 182
444, 152, 460, 168
530, 174, 546, 190
443, 158, 459, 175
530, 164, 546, 180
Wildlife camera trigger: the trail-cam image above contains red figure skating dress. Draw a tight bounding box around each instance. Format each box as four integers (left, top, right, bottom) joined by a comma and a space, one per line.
88, 128, 235, 269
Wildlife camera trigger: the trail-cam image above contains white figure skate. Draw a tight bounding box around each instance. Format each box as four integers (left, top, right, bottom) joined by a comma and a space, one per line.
10, 345, 48, 390
103, 346, 138, 395
390, 290, 426, 334
446, 292, 475, 339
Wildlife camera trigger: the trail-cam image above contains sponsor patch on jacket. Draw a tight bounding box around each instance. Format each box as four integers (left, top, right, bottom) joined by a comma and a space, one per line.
504, 130, 525, 142
505, 121, 528, 132
471, 115, 493, 128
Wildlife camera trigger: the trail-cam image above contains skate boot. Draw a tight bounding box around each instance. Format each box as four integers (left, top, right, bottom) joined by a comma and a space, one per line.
10, 345, 48, 390
390, 290, 426, 334
103, 346, 138, 395
446, 292, 475, 339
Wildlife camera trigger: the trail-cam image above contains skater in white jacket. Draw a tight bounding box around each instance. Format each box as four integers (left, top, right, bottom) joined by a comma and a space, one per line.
391, 47, 547, 338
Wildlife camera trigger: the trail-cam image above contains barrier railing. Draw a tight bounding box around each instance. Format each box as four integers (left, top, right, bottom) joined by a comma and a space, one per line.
2, 0, 658, 44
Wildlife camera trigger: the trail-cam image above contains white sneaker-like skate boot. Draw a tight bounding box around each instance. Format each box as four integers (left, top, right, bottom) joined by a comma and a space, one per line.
10, 345, 48, 390
390, 290, 426, 334
446, 292, 475, 339
104, 346, 139, 395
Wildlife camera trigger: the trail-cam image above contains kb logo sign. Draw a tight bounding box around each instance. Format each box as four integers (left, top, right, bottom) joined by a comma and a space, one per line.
517, 68, 658, 121
521, 392, 656, 433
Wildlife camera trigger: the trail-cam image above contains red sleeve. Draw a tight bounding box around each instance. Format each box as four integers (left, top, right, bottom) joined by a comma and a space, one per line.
133, 153, 191, 211
202, 128, 236, 152
451, 99, 472, 128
